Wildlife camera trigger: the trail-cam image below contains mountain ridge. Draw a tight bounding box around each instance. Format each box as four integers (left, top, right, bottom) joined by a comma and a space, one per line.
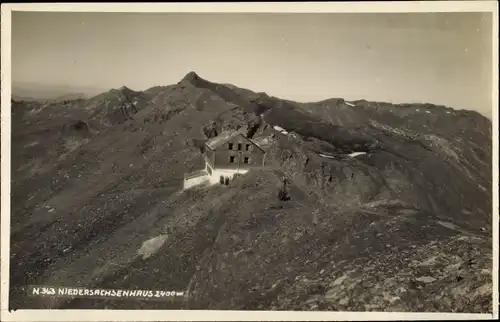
13, 72, 491, 120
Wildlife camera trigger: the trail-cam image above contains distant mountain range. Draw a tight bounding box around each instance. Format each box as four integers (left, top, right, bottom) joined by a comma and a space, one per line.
12, 82, 106, 102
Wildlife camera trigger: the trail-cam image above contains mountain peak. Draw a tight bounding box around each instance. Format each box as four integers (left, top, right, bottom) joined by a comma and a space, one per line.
108, 86, 137, 98
110, 85, 133, 93
180, 71, 202, 83
119, 86, 135, 93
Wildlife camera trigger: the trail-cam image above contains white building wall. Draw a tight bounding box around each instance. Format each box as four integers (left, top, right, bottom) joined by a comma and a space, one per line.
208, 168, 249, 184
184, 163, 250, 190
183, 172, 210, 190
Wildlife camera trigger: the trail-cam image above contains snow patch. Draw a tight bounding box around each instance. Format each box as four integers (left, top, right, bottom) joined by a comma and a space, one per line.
23, 141, 39, 148
426, 111, 431, 114
253, 137, 271, 146
319, 153, 335, 159
348, 152, 367, 158
345, 101, 355, 107
273, 125, 288, 134
437, 221, 460, 232
137, 234, 168, 260
416, 276, 436, 284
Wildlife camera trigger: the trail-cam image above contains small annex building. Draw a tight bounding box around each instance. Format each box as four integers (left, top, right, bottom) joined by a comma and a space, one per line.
183, 129, 266, 190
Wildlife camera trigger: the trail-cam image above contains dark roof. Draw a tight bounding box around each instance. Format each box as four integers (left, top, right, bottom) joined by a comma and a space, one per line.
205, 129, 265, 152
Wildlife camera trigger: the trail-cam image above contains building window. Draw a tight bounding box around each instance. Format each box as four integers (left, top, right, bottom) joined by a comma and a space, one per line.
237, 143, 242, 151
228, 143, 233, 150
245, 144, 251, 151
229, 156, 235, 163
243, 157, 249, 164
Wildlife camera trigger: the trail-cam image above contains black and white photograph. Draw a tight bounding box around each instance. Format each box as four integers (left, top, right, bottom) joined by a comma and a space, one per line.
1, 2, 498, 321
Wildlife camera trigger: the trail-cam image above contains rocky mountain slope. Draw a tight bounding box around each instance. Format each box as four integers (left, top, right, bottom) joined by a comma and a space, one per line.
9, 72, 493, 312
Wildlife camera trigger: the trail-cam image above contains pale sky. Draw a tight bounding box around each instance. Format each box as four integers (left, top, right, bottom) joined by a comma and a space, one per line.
12, 12, 493, 117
